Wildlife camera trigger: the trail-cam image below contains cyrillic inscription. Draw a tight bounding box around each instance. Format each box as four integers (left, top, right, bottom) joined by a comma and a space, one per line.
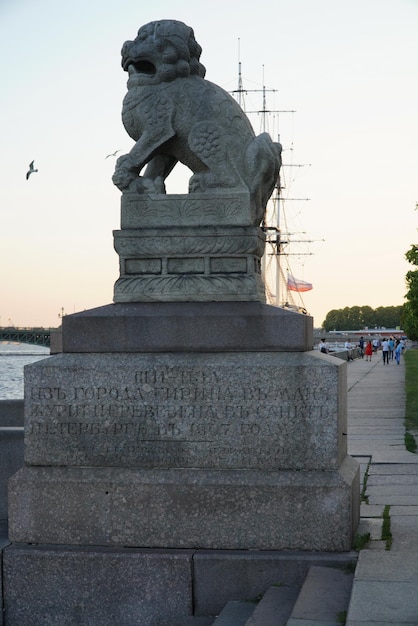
24, 355, 341, 470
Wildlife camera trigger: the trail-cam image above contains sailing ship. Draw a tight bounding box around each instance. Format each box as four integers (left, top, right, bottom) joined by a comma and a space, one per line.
230, 58, 314, 314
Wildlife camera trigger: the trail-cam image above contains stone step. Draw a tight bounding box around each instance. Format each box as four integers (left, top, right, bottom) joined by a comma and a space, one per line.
212, 601, 256, 625
181, 618, 215, 625
286, 565, 354, 625
245, 584, 300, 625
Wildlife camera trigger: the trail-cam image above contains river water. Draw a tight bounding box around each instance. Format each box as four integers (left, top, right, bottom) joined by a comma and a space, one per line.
0, 342, 50, 400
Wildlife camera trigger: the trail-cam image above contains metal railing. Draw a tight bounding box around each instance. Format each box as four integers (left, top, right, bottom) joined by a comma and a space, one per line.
0, 327, 52, 347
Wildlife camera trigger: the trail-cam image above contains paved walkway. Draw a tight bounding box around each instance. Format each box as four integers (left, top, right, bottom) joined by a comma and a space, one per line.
346, 351, 418, 625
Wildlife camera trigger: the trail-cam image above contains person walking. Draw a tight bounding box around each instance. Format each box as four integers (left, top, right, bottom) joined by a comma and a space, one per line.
345, 338, 354, 361
388, 336, 395, 360
365, 340, 373, 361
382, 338, 390, 364
395, 339, 403, 365
358, 336, 365, 358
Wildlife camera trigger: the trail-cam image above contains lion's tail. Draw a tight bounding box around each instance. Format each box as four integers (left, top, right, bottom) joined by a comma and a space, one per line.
246, 133, 282, 223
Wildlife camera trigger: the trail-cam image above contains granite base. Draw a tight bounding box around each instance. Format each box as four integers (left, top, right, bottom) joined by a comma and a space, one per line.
61, 302, 313, 353
3, 544, 192, 626
8, 457, 359, 551
2, 543, 358, 625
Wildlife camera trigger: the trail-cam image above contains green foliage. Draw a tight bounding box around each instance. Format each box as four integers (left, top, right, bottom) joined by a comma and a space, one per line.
382, 505, 392, 550
343, 561, 357, 574
403, 244, 418, 340
401, 301, 418, 341
360, 462, 370, 504
323, 305, 403, 331
353, 532, 370, 550
405, 244, 418, 265
404, 350, 418, 431
405, 431, 417, 453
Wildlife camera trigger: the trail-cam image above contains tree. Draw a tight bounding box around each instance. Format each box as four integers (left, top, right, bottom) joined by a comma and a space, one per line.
360, 306, 375, 328
375, 305, 403, 329
322, 305, 403, 331
402, 244, 418, 340
402, 302, 418, 340
322, 309, 344, 330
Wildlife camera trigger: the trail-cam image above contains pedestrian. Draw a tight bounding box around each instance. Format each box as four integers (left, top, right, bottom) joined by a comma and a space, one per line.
358, 336, 364, 358
372, 338, 380, 353
318, 338, 329, 354
388, 336, 395, 360
382, 338, 390, 364
344, 338, 353, 361
365, 340, 373, 361
395, 340, 402, 365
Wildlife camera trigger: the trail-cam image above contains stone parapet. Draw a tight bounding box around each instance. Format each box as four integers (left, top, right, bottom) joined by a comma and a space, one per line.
0, 429, 23, 520
0, 401, 24, 521
0, 401, 24, 427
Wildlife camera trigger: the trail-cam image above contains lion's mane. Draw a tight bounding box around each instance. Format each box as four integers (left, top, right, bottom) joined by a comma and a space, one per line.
121, 20, 206, 84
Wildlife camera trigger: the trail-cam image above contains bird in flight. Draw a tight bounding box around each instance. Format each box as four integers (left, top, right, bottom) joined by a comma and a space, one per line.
26, 160, 38, 180
105, 149, 121, 159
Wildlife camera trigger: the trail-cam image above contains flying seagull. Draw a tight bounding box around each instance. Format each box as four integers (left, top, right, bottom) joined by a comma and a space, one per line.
26, 160, 38, 180
105, 149, 121, 159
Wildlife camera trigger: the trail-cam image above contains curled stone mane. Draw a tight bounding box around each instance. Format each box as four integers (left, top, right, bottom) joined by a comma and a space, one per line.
122, 19, 206, 81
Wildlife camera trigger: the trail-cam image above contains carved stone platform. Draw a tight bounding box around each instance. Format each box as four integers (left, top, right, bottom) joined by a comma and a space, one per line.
113, 193, 267, 303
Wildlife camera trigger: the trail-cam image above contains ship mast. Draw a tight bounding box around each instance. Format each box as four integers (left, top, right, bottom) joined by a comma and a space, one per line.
231, 49, 315, 311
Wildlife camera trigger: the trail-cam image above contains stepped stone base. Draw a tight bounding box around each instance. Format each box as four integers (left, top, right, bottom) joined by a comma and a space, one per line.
8, 456, 359, 550
2, 545, 357, 626
3, 544, 193, 626
61, 302, 313, 353
9, 344, 359, 551
3, 301, 360, 625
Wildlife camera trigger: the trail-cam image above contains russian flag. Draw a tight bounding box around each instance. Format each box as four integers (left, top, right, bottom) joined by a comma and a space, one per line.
287, 273, 313, 292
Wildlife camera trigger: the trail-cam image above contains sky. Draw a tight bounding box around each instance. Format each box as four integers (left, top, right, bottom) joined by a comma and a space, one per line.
1, 0, 417, 329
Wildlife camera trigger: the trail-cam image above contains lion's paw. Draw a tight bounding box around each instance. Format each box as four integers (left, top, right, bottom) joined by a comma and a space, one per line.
112, 169, 135, 192
134, 176, 166, 194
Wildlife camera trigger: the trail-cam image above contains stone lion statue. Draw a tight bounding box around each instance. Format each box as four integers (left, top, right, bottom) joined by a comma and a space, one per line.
113, 19, 281, 225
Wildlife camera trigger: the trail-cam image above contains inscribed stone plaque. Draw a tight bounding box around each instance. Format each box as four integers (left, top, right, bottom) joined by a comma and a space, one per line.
24, 352, 346, 470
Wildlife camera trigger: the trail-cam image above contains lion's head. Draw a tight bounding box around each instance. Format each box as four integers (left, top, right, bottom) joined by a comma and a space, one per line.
121, 20, 206, 86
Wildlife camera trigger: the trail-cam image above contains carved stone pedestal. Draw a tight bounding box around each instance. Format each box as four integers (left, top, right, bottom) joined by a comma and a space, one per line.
113, 192, 266, 302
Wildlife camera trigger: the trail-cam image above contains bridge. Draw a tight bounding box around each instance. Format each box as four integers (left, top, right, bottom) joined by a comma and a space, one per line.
0, 327, 54, 348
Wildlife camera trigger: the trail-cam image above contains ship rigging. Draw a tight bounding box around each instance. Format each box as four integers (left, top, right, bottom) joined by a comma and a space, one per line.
230, 56, 317, 313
